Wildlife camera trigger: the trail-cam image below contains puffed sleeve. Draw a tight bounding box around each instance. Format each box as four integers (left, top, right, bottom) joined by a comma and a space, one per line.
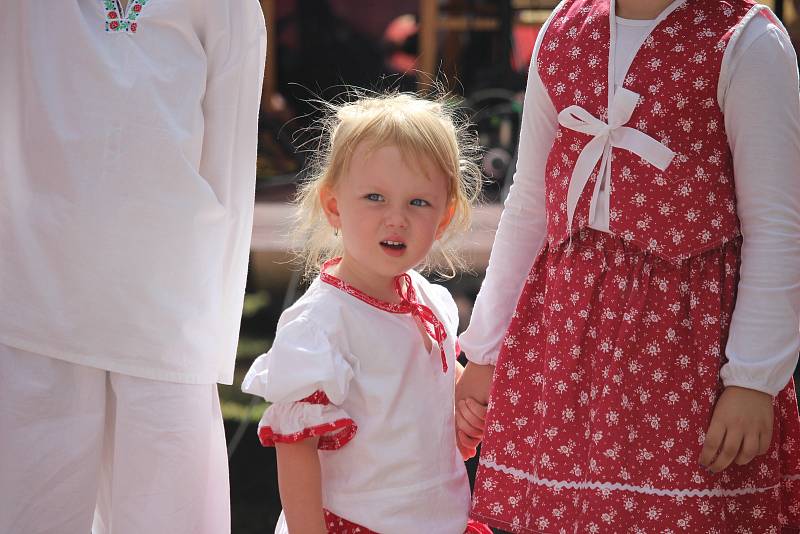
241, 314, 358, 450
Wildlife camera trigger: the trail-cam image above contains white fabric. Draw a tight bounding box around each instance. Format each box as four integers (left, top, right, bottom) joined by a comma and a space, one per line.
460, 3, 800, 396
559, 87, 675, 234
242, 270, 470, 534
274, 513, 290, 534
0, 1, 267, 384
0, 343, 230, 534
243, 315, 356, 406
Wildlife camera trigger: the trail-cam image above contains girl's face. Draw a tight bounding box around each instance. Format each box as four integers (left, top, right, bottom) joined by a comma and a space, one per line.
321, 143, 453, 290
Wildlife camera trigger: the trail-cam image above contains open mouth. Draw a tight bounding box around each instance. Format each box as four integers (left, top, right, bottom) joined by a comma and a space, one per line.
380, 240, 406, 251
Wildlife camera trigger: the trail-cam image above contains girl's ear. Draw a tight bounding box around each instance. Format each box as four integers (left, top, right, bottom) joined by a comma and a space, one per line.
320, 185, 341, 230
435, 201, 456, 240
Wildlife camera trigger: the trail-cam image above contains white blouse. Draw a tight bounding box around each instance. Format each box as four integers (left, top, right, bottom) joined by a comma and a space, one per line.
241, 268, 471, 533
460, 2, 800, 396
0, 1, 267, 384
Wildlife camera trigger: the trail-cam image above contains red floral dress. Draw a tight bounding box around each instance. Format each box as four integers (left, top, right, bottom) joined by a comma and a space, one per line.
469, 0, 800, 532
472, 231, 800, 533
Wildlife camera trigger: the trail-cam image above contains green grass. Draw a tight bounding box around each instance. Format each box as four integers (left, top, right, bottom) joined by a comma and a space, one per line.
221, 359, 271, 422
221, 290, 278, 422
236, 334, 271, 360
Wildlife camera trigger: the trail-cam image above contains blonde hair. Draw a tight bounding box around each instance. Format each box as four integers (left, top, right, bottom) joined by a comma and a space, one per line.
293, 88, 483, 279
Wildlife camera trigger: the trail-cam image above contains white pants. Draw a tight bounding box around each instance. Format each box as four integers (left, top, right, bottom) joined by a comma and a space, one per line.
0, 344, 230, 534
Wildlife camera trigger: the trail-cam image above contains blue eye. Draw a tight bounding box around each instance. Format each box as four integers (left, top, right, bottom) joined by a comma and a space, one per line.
365, 193, 384, 202
410, 199, 430, 207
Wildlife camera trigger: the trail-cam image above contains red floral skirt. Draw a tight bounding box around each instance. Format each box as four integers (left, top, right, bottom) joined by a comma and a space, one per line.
324, 509, 492, 533
471, 231, 800, 533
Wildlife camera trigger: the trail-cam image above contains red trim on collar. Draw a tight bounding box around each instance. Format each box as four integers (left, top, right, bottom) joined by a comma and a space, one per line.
319, 258, 408, 313
319, 258, 449, 373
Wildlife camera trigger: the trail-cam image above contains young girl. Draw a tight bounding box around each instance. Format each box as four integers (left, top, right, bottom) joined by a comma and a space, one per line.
241, 92, 490, 533
455, 0, 800, 532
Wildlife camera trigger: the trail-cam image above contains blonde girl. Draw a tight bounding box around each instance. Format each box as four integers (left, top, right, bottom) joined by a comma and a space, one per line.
242, 91, 491, 533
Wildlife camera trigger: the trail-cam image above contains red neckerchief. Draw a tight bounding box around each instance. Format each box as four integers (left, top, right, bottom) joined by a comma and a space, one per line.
319, 258, 449, 373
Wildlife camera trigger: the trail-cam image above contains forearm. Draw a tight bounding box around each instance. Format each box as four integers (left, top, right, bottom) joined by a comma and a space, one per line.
455, 362, 495, 406
275, 438, 327, 534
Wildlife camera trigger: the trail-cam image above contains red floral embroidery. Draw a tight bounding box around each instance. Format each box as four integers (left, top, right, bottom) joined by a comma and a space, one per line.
104, 0, 149, 33
320, 258, 449, 373
258, 418, 357, 450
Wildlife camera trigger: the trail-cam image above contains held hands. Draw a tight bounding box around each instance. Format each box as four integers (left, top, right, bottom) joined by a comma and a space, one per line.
456, 398, 487, 460
454, 362, 494, 460
699, 385, 774, 473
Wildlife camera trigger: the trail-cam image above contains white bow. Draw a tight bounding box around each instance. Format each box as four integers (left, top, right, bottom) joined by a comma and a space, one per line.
558, 87, 675, 235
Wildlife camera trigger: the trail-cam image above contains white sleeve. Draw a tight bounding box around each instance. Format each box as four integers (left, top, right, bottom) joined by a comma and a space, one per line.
200, 0, 266, 207
458, 38, 558, 365
199, 0, 267, 358
241, 314, 355, 405
241, 311, 358, 450
719, 17, 800, 395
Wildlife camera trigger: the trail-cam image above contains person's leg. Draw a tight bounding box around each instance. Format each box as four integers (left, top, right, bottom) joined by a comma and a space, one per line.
0, 344, 107, 534
92, 373, 230, 534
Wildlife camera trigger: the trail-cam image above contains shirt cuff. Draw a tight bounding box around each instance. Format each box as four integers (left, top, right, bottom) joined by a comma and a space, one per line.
719, 358, 798, 396
257, 396, 357, 450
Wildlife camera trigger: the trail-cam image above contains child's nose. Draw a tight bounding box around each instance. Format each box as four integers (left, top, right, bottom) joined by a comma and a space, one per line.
384, 207, 408, 228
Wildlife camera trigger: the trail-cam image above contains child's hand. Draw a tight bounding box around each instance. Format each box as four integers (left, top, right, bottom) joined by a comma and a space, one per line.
456, 398, 487, 459
698, 385, 774, 473
454, 362, 494, 459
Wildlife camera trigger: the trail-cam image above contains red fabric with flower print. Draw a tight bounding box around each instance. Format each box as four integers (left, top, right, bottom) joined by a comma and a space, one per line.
539, 0, 745, 262
469, 1, 800, 532
323, 509, 493, 534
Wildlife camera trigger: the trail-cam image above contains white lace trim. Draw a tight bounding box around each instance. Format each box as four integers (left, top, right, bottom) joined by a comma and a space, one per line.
481, 458, 800, 498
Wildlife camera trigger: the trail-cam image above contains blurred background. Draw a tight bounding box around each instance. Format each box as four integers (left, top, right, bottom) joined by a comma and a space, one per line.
222, 1, 800, 532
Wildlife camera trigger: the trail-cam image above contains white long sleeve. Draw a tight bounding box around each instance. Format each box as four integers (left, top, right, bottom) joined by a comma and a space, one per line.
461, 9, 800, 396
199, 0, 268, 377
458, 27, 557, 365
720, 22, 800, 395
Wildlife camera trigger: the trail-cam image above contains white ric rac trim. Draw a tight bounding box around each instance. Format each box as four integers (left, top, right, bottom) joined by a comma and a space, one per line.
481, 458, 800, 498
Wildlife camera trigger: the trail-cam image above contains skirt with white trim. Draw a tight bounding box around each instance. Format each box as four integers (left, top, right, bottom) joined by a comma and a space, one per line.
471, 230, 800, 534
